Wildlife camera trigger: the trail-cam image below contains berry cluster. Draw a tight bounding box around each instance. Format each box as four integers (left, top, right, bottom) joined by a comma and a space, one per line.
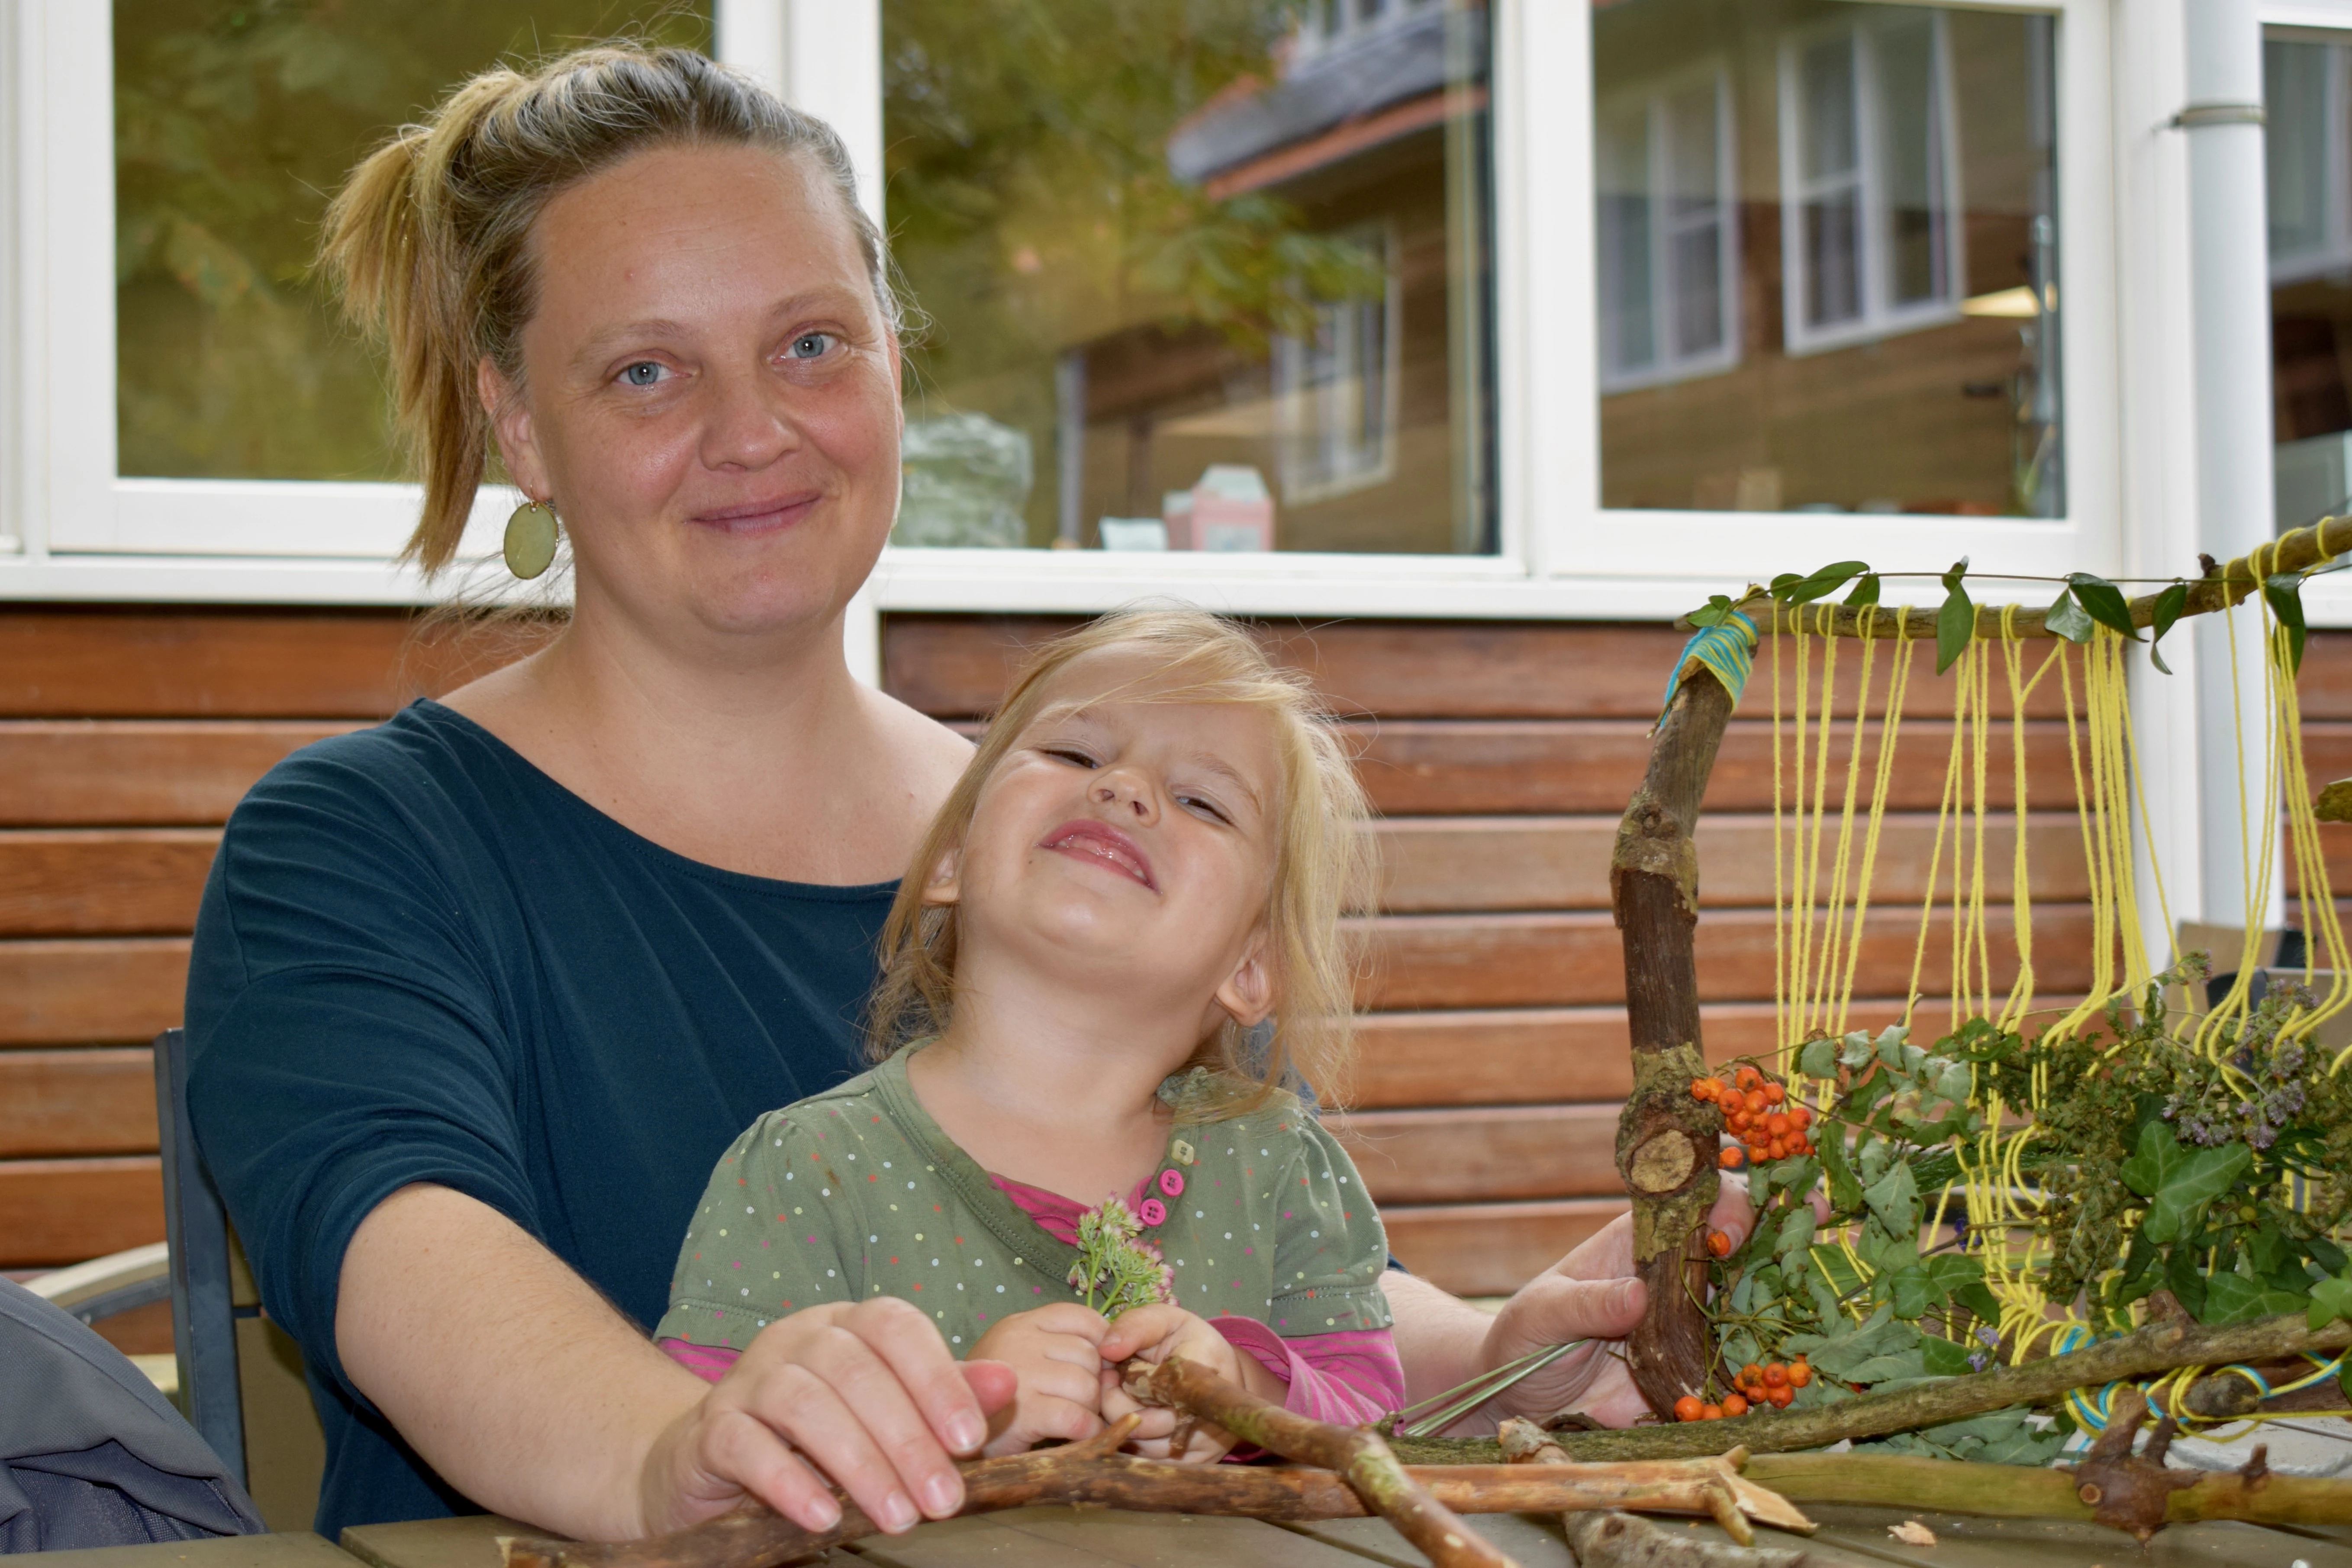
1669, 1356, 1811, 1422
1690, 1064, 1815, 1168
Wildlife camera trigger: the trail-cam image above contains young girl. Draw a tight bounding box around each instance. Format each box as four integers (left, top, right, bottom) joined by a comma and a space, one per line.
653, 609, 1395, 1460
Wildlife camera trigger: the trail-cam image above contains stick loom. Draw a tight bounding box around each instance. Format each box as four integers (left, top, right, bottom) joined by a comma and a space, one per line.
496, 1358, 1816, 1568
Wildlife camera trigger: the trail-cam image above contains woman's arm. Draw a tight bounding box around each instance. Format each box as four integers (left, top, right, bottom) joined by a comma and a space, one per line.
339, 1184, 1007, 1540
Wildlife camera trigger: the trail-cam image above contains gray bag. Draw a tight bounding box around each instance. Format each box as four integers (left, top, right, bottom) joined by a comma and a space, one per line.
0, 1276, 263, 1552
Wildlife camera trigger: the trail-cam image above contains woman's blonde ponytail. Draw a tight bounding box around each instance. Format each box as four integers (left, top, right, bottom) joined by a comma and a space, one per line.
318, 48, 893, 574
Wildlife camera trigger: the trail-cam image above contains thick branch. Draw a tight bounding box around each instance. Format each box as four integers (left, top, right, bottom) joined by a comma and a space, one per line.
1682, 513, 2352, 640
1124, 1354, 1513, 1568
1744, 1447, 2352, 1530
1502, 1418, 1811, 1568
1614, 667, 1735, 1418
1405, 1310, 2352, 1464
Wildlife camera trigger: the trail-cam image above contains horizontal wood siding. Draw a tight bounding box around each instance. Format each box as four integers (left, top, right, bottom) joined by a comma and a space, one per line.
9, 602, 2352, 1302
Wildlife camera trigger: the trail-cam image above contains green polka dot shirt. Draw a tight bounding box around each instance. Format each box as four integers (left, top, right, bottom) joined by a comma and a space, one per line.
655, 1048, 1392, 1352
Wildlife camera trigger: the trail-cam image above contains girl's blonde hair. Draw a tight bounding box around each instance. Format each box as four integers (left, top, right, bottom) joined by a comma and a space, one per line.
320, 45, 898, 575
868, 608, 1378, 1114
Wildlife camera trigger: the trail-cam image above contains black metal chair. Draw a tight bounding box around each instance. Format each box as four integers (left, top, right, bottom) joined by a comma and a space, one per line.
153, 1025, 250, 1489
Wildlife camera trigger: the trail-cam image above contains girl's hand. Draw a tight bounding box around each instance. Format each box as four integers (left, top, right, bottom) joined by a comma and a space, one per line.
1098, 1305, 1284, 1464
966, 1304, 1112, 1455
639, 1296, 1014, 1538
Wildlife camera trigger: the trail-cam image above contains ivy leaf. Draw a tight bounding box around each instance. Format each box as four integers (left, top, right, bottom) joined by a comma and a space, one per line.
2201, 1272, 2309, 1326
1780, 560, 1870, 605
2119, 1121, 2252, 1244
2147, 582, 2189, 675
1687, 593, 1737, 629
1798, 1035, 1840, 1081
1818, 1123, 1865, 1212
1936, 574, 1975, 674
2265, 571, 2309, 673
2065, 573, 2143, 641
1920, 1336, 1976, 1376
2310, 1272, 2352, 1332
1886, 1263, 1932, 1320
1863, 1161, 1921, 1244
1845, 572, 1882, 609
2044, 586, 2094, 644
2165, 1246, 2208, 1319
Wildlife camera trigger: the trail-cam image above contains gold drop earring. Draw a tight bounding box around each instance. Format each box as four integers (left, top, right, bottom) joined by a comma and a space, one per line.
503, 497, 559, 580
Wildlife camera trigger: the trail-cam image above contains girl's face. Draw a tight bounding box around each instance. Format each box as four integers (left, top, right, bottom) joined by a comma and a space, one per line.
933, 653, 1284, 1030
488, 142, 902, 647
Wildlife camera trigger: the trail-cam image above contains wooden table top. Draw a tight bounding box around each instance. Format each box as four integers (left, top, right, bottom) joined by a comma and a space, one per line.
29, 1502, 2352, 1568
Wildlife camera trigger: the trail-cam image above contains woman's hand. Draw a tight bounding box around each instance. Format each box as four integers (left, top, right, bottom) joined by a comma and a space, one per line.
1097, 1304, 1283, 1464
1476, 1179, 1760, 1427
639, 1296, 1014, 1538
965, 1304, 1113, 1456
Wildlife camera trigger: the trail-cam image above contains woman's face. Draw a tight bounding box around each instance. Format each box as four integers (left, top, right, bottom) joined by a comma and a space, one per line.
489, 142, 901, 647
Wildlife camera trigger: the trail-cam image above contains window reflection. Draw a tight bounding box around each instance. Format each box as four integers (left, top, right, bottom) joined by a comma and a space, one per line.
1595, 1, 2062, 519
2267, 33, 2352, 532
113, 1, 711, 482
883, 0, 1494, 554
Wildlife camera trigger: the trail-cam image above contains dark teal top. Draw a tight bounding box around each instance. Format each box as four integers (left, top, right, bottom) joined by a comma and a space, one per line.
184, 700, 895, 1536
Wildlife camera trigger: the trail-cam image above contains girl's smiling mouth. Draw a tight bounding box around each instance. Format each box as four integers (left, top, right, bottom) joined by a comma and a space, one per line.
1038, 819, 1156, 889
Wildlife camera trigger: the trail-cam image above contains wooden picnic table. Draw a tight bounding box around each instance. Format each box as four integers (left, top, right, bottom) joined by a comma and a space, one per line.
26, 1501, 2352, 1568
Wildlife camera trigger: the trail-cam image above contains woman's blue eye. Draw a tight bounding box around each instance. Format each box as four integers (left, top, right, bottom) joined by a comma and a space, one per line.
622, 362, 666, 387
789, 332, 834, 359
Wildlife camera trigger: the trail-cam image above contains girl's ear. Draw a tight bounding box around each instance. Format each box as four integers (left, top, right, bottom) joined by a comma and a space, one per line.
919, 846, 962, 907
1212, 929, 1275, 1027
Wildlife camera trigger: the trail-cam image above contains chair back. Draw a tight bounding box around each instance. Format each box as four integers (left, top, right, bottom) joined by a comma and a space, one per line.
154, 1027, 247, 1488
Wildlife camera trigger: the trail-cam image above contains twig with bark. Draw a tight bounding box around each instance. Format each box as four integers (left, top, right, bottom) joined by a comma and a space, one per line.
1501, 1418, 1811, 1568
1121, 1353, 1512, 1568
1611, 665, 1736, 1420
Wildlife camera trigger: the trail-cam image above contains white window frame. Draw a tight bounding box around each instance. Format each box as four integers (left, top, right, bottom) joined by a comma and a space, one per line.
1, 0, 2134, 631
1776, 10, 1967, 357
1594, 62, 1740, 393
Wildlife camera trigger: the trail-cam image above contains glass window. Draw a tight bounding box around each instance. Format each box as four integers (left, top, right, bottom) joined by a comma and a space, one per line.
113, 1, 712, 483
1594, 1, 2062, 518
883, 0, 1495, 554
2266, 32, 2352, 532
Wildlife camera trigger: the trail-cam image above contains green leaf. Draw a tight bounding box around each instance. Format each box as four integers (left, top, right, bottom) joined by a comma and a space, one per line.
2165, 1246, 2208, 1319
1886, 1263, 1932, 1319
1936, 581, 1975, 673
1805, 1307, 1921, 1379
1797, 1036, 1840, 1081
1687, 593, 1737, 629
2266, 571, 2310, 673
1775, 1208, 1818, 1263
2149, 581, 2188, 644
1781, 560, 1869, 605
1818, 1124, 1865, 1212
2119, 1122, 2252, 1244
1920, 1336, 1977, 1376
1941, 556, 1970, 591
2043, 587, 2094, 644
1863, 1160, 1920, 1240
2201, 1272, 2309, 1326
2065, 573, 2143, 641
1769, 573, 1802, 597
1845, 572, 1882, 609
2310, 1273, 2352, 1332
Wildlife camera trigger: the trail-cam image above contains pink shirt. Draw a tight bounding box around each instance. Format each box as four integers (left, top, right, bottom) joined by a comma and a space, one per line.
660, 1169, 1405, 1433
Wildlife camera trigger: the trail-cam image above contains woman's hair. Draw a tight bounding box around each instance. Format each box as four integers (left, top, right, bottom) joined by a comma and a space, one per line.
320, 45, 897, 574
867, 608, 1379, 1116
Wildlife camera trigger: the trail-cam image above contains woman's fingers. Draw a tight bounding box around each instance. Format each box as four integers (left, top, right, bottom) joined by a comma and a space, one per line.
739, 1357, 929, 1532
843, 1297, 993, 1457
695, 1404, 845, 1533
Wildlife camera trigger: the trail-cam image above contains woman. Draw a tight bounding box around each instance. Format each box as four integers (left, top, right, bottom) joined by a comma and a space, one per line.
187, 44, 1747, 1545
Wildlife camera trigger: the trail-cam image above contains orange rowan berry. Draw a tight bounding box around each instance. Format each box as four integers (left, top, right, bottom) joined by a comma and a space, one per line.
1762, 1362, 1788, 1387
1721, 1393, 1749, 1418
1747, 1143, 1770, 1165
1673, 1395, 1704, 1423
1691, 1078, 1716, 1101
1717, 1147, 1745, 1170
1768, 1384, 1795, 1408
1763, 1083, 1786, 1105
1765, 1112, 1792, 1138
1700, 1403, 1724, 1420
1788, 1361, 1813, 1388
1765, 1139, 1785, 1161
1706, 1230, 1733, 1257
1735, 1066, 1761, 1090
1790, 1105, 1813, 1130
1740, 1362, 1763, 1386
1745, 1089, 1769, 1115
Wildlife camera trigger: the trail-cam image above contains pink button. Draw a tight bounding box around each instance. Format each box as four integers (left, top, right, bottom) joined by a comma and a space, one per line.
1138, 1198, 1168, 1226
1157, 1168, 1186, 1198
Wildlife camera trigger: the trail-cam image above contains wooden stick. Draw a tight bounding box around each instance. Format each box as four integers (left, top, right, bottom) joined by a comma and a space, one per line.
1408, 1310, 2352, 1465
1684, 513, 2352, 640
1611, 666, 1736, 1422
1743, 1449, 2352, 1531
493, 1437, 1800, 1568
1123, 1354, 1515, 1568
1502, 1417, 1811, 1568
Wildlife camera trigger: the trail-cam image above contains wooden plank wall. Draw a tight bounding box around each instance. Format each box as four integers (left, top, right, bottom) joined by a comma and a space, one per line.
8, 605, 2352, 1314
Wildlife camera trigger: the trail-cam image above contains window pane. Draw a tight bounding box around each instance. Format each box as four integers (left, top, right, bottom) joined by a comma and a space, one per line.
1594, 2, 2062, 518
883, 0, 1494, 554
113, 1, 711, 482
2266, 35, 2352, 531
1665, 82, 1724, 358
1598, 103, 1659, 374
